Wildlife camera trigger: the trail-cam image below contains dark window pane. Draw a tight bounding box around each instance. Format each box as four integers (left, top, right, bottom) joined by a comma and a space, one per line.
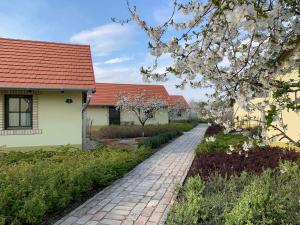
8, 113, 19, 127
20, 98, 32, 112
9, 98, 19, 111
20, 113, 31, 127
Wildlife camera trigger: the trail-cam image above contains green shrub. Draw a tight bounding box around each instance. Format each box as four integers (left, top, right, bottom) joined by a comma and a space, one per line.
0, 146, 152, 225
94, 124, 181, 139
94, 121, 197, 139
196, 133, 248, 154
171, 121, 198, 132
138, 130, 181, 149
166, 161, 300, 225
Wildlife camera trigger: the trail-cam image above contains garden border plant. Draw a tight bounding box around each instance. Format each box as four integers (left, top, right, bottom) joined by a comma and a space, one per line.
166, 124, 300, 225
0, 145, 153, 225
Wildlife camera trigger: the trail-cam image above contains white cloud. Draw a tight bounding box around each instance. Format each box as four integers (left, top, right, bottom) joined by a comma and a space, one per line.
70, 23, 135, 56
104, 57, 133, 64
93, 65, 142, 83
153, 4, 190, 25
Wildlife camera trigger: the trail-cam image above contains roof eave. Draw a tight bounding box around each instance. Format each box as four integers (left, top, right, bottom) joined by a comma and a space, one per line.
0, 86, 96, 93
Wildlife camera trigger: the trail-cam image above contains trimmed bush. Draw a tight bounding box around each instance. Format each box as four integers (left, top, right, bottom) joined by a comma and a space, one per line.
0, 146, 152, 225
171, 121, 198, 132
196, 133, 247, 154
138, 130, 182, 149
93, 121, 197, 139
166, 161, 300, 225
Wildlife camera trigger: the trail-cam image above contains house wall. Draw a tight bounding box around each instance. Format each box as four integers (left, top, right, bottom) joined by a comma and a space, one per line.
234, 70, 300, 148
267, 68, 300, 146
170, 109, 189, 121
0, 91, 83, 148
121, 108, 169, 125
87, 106, 109, 129
87, 106, 169, 127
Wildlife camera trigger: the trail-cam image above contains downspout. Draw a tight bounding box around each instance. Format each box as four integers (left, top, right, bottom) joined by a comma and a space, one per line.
82, 90, 93, 150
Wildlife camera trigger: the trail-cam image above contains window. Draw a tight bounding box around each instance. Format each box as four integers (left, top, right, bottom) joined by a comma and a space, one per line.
5, 95, 33, 129
145, 110, 155, 119
176, 110, 182, 117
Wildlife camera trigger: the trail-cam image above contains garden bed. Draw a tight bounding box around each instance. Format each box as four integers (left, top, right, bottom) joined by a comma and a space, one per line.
0, 146, 152, 225
189, 147, 300, 180
92, 121, 198, 140
166, 125, 300, 225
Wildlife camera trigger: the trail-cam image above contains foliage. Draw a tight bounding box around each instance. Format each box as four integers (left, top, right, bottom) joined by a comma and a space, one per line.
94, 122, 196, 139
138, 130, 182, 149
171, 120, 199, 132
0, 146, 152, 225
196, 133, 247, 154
189, 147, 300, 180
204, 124, 224, 137
125, 0, 300, 145
166, 162, 300, 225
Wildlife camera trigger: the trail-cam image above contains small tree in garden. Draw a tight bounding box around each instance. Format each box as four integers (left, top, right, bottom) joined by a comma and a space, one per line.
117, 0, 300, 146
116, 91, 167, 127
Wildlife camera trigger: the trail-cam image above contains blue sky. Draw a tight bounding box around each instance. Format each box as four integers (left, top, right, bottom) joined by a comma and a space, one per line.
0, 0, 208, 101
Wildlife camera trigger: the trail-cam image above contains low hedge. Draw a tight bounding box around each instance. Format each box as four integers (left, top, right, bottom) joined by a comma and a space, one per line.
196, 133, 248, 154
94, 121, 198, 139
167, 161, 300, 225
0, 146, 152, 225
138, 130, 182, 149
94, 124, 181, 139
170, 121, 199, 132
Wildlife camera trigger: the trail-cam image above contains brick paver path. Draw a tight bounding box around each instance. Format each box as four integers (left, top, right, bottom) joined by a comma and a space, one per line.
55, 125, 207, 225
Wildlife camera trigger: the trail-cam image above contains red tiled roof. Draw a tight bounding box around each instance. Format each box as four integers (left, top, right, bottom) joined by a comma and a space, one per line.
0, 38, 95, 91
90, 83, 170, 106
169, 95, 190, 109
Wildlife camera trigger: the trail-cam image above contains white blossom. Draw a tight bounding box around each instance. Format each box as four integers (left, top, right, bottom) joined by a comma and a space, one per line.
206, 136, 216, 142
127, 0, 300, 146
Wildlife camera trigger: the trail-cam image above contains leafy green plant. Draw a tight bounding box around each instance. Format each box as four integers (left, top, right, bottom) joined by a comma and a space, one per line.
0, 146, 152, 225
138, 130, 181, 149
93, 121, 197, 139
167, 161, 300, 225
196, 133, 248, 154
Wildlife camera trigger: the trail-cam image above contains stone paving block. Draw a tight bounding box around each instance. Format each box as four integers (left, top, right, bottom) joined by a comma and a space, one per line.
101, 203, 116, 212
59, 216, 78, 225
148, 212, 163, 223
104, 213, 126, 220
121, 220, 134, 225
141, 207, 154, 217
92, 212, 106, 221
76, 214, 93, 224
154, 204, 167, 213
99, 218, 122, 225
134, 216, 148, 225
110, 209, 131, 216
147, 200, 159, 207
85, 221, 99, 225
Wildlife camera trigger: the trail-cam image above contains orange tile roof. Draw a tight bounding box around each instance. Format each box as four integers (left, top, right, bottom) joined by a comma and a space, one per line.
90, 83, 170, 106
0, 38, 95, 91
169, 95, 190, 109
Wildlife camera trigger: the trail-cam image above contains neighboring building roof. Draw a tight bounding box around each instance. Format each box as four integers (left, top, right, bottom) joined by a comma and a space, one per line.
0, 38, 95, 91
90, 83, 170, 106
169, 95, 190, 109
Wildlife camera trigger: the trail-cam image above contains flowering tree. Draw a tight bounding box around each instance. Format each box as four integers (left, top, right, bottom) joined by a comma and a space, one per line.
116, 91, 167, 127
119, 0, 300, 146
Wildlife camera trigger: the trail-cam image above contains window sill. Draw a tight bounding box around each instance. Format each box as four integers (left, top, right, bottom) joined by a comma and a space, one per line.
0, 129, 42, 136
